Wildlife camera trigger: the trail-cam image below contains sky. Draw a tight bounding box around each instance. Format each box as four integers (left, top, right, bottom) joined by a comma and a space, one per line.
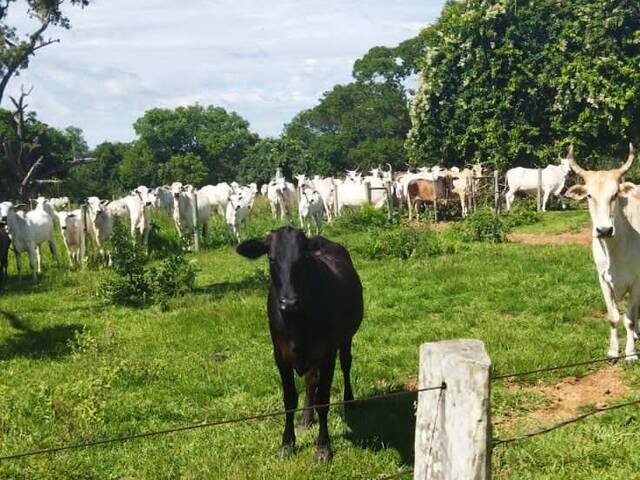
4, 0, 446, 147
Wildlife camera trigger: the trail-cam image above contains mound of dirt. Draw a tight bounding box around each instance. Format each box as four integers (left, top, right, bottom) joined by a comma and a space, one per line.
508, 228, 591, 246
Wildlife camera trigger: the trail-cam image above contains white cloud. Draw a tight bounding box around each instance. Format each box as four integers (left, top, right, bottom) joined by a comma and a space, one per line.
3, 0, 445, 146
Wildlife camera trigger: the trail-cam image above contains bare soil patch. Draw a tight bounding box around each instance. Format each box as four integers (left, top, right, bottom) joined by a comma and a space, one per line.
496, 366, 629, 429
508, 228, 591, 246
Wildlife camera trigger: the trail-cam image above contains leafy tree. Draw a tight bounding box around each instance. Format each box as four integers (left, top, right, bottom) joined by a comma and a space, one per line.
407, 0, 640, 170
127, 104, 258, 187
160, 152, 208, 185
0, 0, 91, 104
284, 82, 411, 174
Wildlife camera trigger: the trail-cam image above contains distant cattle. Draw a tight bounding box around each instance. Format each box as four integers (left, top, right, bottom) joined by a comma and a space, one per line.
225, 191, 251, 243
56, 209, 86, 267
236, 227, 363, 463
407, 177, 453, 220
85, 196, 114, 263
505, 158, 571, 211
298, 186, 324, 235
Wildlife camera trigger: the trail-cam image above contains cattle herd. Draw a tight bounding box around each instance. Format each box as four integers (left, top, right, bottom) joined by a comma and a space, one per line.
0, 152, 580, 284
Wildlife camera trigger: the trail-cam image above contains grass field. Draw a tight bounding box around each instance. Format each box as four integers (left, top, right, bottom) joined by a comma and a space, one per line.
1, 202, 639, 479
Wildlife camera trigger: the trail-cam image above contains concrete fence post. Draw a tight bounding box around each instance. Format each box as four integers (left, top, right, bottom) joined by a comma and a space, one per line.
414, 339, 492, 480
537, 168, 542, 212
493, 170, 500, 215
364, 181, 372, 204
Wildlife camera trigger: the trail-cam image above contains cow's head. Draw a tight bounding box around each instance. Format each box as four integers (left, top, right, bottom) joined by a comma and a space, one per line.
237, 227, 310, 313
228, 192, 246, 212
0, 201, 12, 224
565, 144, 636, 239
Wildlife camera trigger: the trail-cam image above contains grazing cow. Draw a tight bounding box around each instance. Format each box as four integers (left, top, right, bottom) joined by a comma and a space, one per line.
505, 158, 571, 211
298, 186, 324, 235
26, 198, 61, 272
565, 144, 640, 362
225, 191, 251, 243
85, 197, 114, 262
0, 225, 10, 286
56, 209, 86, 266
0, 202, 38, 280
407, 177, 453, 220
236, 227, 363, 463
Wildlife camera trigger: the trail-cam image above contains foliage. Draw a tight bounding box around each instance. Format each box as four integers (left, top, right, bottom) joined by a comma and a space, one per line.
357, 225, 462, 260
454, 208, 511, 243
284, 82, 411, 174
328, 203, 397, 232
503, 204, 542, 229
118, 105, 258, 189
98, 220, 196, 308
407, 0, 640, 170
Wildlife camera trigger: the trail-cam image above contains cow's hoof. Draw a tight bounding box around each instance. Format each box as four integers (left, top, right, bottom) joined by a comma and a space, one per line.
608, 355, 619, 364
315, 446, 333, 463
625, 355, 639, 364
278, 444, 295, 459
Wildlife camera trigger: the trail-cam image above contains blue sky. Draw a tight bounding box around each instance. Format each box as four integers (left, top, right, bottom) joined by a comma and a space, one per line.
5, 0, 445, 146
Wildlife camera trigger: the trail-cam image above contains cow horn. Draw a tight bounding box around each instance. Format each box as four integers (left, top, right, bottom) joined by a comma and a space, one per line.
618, 143, 635, 176
566, 145, 586, 177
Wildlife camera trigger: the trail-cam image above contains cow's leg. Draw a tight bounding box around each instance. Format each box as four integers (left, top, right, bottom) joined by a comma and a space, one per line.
35, 245, 42, 274
299, 367, 318, 428
276, 359, 297, 458
460, 193, 467, 218
407, 197, 413, 221
15, 249, 22, 280
49, 239, 61, 266
542, 190, 551, 212
505, 188, 515, 211
623, 284, 640, 363
599, 276, 621, 361
28, 246, 38, 280
340, 339, 354, 404
315, 349, 337, 463
63, 239, 73, 266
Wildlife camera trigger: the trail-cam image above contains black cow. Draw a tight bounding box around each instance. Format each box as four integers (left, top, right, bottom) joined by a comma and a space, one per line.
0, 225, 10, 287
236, 226, 363, 462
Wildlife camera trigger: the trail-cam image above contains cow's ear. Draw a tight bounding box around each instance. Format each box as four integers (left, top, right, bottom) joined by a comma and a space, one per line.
565, 184, 588, 200
619, 182, 637, 197
236, 238, 268, 259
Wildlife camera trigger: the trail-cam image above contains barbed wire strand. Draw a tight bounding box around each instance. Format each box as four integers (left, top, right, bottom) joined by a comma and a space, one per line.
493, 397, 640, 447
491, 352, 638, 381
0, 384, 444, 462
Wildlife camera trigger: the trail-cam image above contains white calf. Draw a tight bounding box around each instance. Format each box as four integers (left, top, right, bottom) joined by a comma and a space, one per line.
86, 197, 114, 262
56, 209, 86, 266
225, 192, 250, 243
298, 187, 324, 235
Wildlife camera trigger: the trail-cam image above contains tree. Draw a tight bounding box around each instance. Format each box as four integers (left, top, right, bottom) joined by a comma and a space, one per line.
0, 87, 93, 196
125, 104, 258, 187
0, 0, 91, 104
284, 82, 411, 174
407, 0, 640, 170
160, 152, 208, 185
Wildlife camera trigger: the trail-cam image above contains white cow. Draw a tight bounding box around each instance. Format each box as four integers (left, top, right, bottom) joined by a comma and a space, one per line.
505, 158, 571, 211
153, 186, 174, 214
0, 201, 38, 279
107, 191, 152, 248
298, 186, 324, 235
199, 182, 233, 217
85, 196, 114, 262
170, 183, 200, 251
49, 196, 70, 210
266, 177, 296, 220
56, 209, 86, 266
564, 144, 640, 363
25, 197, 61, 272
225, 191, 251, 243
311, 177, 336, 221
336, 174, 369, 214
451, 164, 483, 217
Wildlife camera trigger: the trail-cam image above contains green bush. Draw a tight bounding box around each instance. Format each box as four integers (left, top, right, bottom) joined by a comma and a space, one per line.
330, 204, 397, 232
454, 208, 510, 243
357, 226, 461, 260
504, 203, 542, 229
98, 220, 197, 308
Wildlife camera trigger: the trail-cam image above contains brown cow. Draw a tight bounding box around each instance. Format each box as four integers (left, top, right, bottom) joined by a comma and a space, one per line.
407, 177, 453, 220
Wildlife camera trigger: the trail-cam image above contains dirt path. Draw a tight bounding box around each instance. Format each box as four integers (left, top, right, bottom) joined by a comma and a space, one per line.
508, 228, 591, 246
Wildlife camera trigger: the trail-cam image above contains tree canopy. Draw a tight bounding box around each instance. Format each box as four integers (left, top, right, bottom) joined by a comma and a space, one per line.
407, 0, 640, 170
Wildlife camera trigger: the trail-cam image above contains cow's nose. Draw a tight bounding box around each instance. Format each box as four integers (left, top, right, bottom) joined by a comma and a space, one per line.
279, 297, 298, 311
236, 205, 240, 210
146, 202, 152, 207
596, 226, 614, 238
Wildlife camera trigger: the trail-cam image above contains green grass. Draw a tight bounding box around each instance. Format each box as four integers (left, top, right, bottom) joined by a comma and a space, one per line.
512, 209, 591, 235
0, 205, 638, 479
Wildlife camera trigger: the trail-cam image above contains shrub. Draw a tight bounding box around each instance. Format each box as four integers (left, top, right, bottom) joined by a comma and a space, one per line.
98, 220, 197, 308
357, 226, 461, 260
504, 203, 542, 229
454, 208, 510, 243
330, 204, 397, 232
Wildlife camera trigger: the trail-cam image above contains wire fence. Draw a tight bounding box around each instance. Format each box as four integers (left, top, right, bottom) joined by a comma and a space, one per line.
2, 349, 640, 475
